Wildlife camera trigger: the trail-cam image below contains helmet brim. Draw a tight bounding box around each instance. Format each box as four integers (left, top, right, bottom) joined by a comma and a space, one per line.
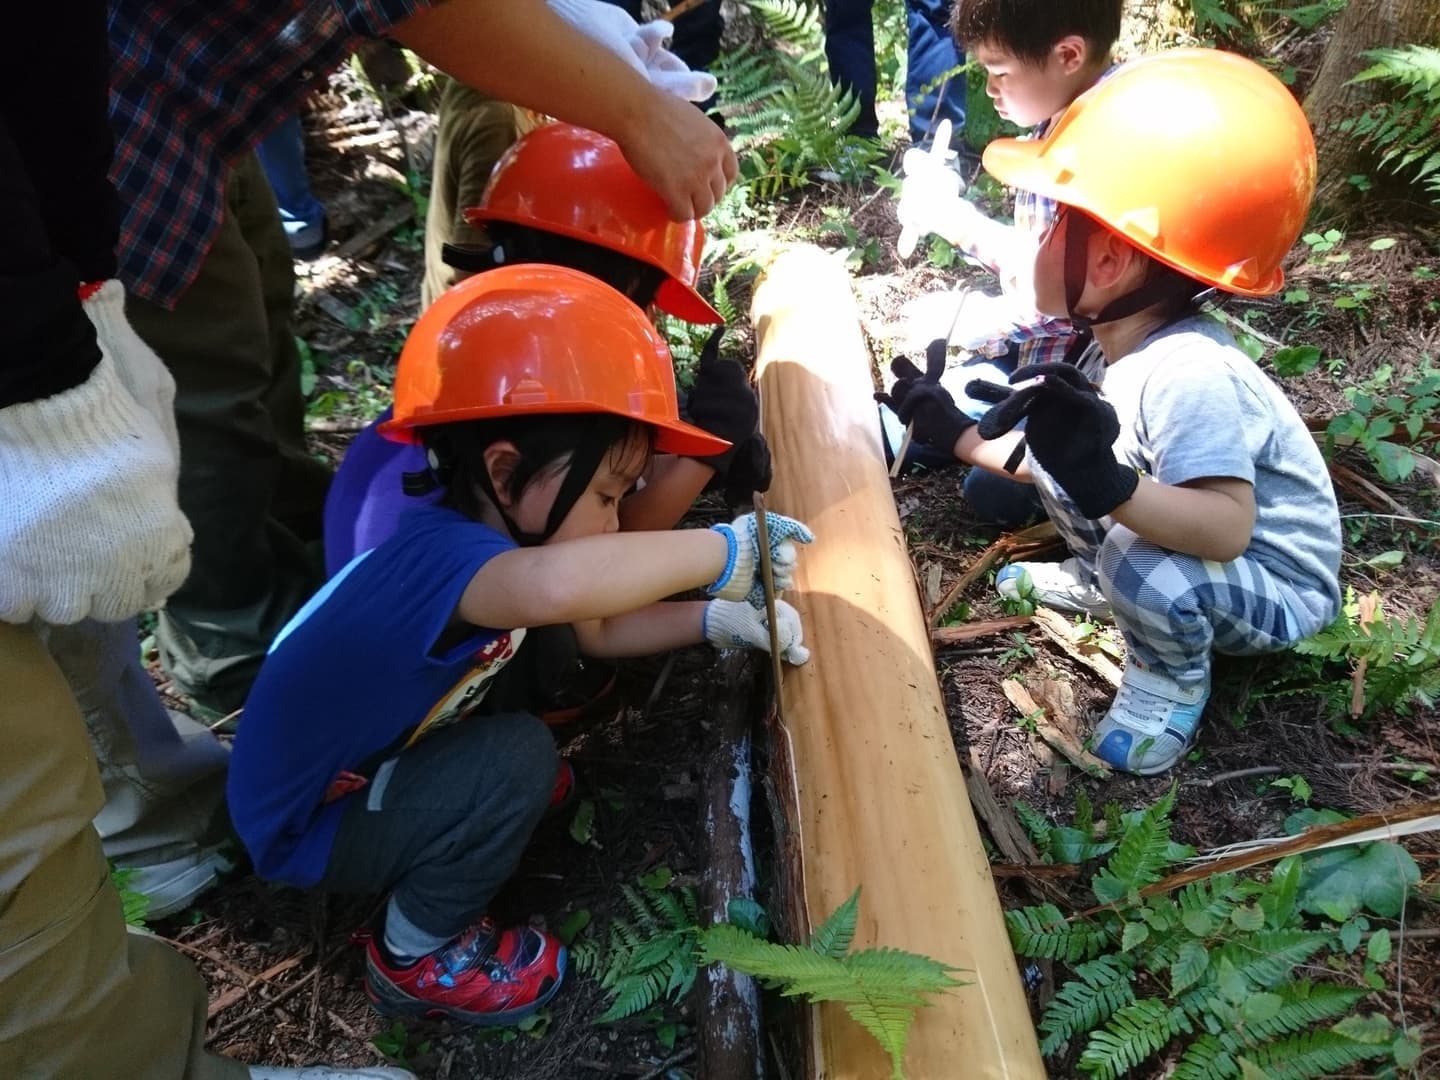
379, 402, 731, 460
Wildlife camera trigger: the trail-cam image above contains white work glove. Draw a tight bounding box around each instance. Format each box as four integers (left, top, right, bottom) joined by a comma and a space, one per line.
81, 280, 180, 457
707, 511, 815, 607
0, 352, 192, 625
898, 288, 1017, 354
896, 120, 986, 255
704, 598, 810, 665
548, 0, 718, 102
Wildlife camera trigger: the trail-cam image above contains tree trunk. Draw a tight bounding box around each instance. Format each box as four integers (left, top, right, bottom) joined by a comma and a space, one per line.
1303, 0, 1440, 214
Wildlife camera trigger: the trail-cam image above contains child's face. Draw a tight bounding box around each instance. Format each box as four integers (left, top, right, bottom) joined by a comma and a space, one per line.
518, 431, 650, 544
974, 38, 1092, 128
1031, 206, 1073, 317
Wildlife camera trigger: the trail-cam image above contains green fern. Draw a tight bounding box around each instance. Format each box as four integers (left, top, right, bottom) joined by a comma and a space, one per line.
1241, 1025, 1393, 1079
809, 886, 859, 958
1077, 997, 1192, 1080
1091, 785, 1178, 904
1006, 903, 1114, 963
1037, 954, 1138, 1056
1345, 45, 1440, 203
110, 865, 150, 929
588, 883, 702, 1023
1294, 591, 1440, 714
699, 918, 966, 1080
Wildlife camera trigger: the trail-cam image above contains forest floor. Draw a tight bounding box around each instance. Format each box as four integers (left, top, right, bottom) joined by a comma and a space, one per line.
145, 24, 1440, 1080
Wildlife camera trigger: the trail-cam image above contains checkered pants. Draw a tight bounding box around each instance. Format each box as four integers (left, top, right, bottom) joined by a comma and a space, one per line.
1038, 476, 1323, 686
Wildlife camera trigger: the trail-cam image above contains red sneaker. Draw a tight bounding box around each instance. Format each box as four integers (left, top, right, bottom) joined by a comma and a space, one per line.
363, 917, 566, 1025
549, 759, 576, 811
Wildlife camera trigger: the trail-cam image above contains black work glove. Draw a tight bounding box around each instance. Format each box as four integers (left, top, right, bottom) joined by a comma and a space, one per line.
873, 337, 975, 454
685, 328, 760, 476
966, 361, 1138, 518
707, 431, 773, 504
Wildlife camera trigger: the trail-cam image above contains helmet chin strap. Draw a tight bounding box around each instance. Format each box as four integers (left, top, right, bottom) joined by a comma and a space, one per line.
1060, 209, 1204, 330
475, 428, 613, 547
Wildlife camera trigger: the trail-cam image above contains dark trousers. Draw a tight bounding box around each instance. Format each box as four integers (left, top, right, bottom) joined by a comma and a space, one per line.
128, 152, 330, 714
824, 0, 968, 142
319, 713, 558, 939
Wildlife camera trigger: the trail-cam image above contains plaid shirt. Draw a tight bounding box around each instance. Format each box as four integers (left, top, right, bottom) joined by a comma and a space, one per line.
109, 1, 427, 307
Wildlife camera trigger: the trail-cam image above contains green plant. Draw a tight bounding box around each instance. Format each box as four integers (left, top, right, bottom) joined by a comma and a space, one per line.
1325, 362, 1440, 483
1294, 588, 1440, 716
996, 567, 1037, 616
997, 631, 1036, 666
1005, 787, 1412, 1079
1343, 45, 1440, 205
571, 881, 701, 1022
110, 865, 150, 929
712, 0, 882, 198
699, 889, 966, 1080
1301, 227, 1345, 257
372, 1019, 430, 1064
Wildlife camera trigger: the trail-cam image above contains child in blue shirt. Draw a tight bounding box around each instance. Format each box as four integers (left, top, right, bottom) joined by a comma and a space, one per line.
883, 49, 1341, 776
228, 265, 812, 1026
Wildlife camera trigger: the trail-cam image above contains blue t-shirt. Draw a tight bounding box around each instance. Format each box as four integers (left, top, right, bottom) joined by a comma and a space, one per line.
228, 506, 525, 887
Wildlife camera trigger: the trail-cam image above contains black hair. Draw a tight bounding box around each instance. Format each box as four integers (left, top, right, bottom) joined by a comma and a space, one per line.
486, 222, 669, 310
421, 412, 654, 531
950, 0, 1122, 64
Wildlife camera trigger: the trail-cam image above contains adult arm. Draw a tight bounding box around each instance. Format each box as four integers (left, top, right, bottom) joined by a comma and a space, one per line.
390, 0, 736, 219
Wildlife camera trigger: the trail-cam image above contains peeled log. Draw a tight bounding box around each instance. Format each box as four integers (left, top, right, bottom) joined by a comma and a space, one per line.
751, 245, 1043, 1078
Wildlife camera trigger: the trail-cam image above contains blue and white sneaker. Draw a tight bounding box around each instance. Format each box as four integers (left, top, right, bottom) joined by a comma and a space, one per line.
1092, 664, 1210, 775
996, 559, 1112, 620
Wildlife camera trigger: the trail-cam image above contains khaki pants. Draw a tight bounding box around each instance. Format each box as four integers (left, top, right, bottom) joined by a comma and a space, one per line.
0, 623, 245, 1080
128, 151, 329, 715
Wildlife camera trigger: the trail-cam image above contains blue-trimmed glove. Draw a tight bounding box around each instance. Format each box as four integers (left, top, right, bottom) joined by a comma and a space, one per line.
703, 598, 810, 664
967, 361, 1138, 518
708, 511, 814, 606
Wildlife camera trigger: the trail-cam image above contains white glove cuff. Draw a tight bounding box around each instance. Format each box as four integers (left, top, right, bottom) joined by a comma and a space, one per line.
707, 522, 756, 602
7, 351, 162, 455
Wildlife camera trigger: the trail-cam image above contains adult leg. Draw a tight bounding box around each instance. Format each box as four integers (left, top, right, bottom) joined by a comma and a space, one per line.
824, 0, 879, 137
255, 113, 327, 258
0, 622, 245, 1079
129, 152, 328, 715
904, 0, 967, 145
38, 618, 230, 917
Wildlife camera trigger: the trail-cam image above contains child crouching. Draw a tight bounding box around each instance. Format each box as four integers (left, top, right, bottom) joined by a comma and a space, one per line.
228, 266, 812, 1024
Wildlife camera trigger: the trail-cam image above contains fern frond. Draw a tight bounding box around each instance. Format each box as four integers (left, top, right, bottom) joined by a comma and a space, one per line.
1092, 786, 1179, 904
1241, 1026, 1391, 1079
1172, 1033, 1238, 1080
1220, 981, 1368, 1050
1207, 930, 1333, 990
1007, 904, 1115, 962
809, 887, 859, 958
844, 1001, 920, 1080
1077, 997, 1190, 1080
1038, 954, 1138, 1057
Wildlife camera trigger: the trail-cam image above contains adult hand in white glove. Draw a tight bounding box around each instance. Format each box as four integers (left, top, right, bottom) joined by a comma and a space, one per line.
707, 511, 814, 607
0, 350, 192, 625
548, 0, 718, 102
704, 598, 810, 665
82, 280, 180, 456
896, 121, 987, 253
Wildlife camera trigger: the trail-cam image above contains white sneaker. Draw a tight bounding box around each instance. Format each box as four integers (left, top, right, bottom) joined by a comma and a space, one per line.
1092, 665, 1211, 776
996, 558, 1112, 619
248, 1069, 416, 1079
118, 846, 232, 920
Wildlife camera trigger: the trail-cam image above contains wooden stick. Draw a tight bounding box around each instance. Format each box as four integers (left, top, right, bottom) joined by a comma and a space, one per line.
206, 954, 306, 1020
927, 522, 1061, 626
661, 0, 708, 22
1030, 607, 1123, 688
1001, 679, 1111, 779
931, 616, 1032, 645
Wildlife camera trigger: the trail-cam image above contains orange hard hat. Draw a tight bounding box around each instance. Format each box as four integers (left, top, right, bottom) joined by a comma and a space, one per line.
463, 122, 723, 324
378, 265, 731, 458
982, 48, 1316, 296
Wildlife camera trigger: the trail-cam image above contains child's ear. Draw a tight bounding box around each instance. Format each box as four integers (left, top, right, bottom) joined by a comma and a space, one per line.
1089, 232, 1148, 293
482, 441, 523, 509
1052, 34, 1089, 75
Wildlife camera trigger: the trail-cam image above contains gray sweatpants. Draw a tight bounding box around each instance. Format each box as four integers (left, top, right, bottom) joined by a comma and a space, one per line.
318, 712, 557, 941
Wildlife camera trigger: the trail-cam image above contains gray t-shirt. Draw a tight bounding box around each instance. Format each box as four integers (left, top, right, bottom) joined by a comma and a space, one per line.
1098, 315, 1341, 630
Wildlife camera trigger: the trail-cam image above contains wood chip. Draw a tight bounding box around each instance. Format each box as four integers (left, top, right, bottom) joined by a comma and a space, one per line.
1002, 678, 1111, 779
206, 954, 305, 1020
1031, 607, 1123, 688
924, 562, 943, 609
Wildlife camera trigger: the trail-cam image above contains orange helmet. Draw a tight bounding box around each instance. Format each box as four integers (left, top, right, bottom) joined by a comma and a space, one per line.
463, 122, 723, 324
982, 49, 1316, 296
378, 264, 730, 459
